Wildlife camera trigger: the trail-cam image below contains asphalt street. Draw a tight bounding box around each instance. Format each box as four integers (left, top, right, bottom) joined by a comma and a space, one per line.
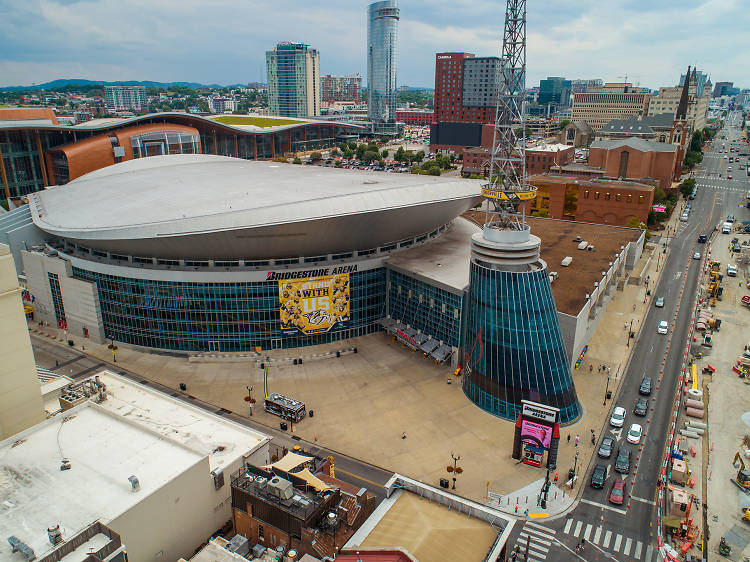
509, 114, 748, 562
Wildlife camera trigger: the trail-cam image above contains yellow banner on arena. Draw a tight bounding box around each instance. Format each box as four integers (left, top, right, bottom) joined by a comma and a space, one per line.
279, 274, 350, 337
481, 186, 537, 201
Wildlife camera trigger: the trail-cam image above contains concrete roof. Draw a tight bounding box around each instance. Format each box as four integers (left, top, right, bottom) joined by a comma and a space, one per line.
590, 137, 677, 153
96, 371, 269, 471
527, 142, 573, 153
31, 155, 482, 259
385, 218, 480, 292
0, 402, 204, 561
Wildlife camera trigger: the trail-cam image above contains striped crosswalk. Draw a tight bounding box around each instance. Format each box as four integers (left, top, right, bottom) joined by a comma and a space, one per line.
560, 517, 656, 561
510, 521, 556, 561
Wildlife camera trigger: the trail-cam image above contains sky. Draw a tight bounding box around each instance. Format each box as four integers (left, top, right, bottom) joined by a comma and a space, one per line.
1, 0, 749, 90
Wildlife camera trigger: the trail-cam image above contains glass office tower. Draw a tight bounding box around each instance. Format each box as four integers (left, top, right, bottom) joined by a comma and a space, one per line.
463, 226, 581, 425
367, 0, 399, 126
266, 42, 321, 118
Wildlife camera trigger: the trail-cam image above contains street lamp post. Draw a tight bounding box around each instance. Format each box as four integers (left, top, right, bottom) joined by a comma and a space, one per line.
447, 452, 463, 490
603, 372, 611, 405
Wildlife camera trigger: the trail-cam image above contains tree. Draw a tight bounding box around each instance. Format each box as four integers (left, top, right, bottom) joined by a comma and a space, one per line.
679, 177, 696, 198
381, 148, 389, 159
363, 150, 380, 163
293, 157, 302, 164
348, 140, 357, 150
394, 146, 406, 162
413, 150, 425, 163
356, 144, 367, 160
557, 119, 571, 131
330, 148, 339, 157
653, 187, 668, 204
343, 147, 354, 160
428, 167, 441, 176
310, 151, 322, 162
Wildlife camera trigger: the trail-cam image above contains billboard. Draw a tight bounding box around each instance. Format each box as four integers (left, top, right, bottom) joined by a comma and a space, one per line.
279, 274, 350, 337
521, 420, 553, 449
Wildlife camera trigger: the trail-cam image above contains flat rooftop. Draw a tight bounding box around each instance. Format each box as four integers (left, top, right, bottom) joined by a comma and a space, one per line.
529, 173, 655, 192
527, 142, 573, 153
356, 491, 498, 561
463, 212, 643, 315
97, 370, 269, 471
385, 217, 480, 292
0, 402, 203, 560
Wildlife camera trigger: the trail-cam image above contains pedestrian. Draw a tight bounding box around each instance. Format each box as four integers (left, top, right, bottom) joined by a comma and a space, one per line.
401, 432, 406, 440
554, 473, 559, 483
567, 434, 571, 444
591, 432, 596, 445
524, 508, 529, 517
580, 539, 586, 551
589, 364, 593, 373
575, 434, 580, 446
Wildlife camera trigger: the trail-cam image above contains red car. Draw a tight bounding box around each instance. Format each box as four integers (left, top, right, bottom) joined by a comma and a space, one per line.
609, 479, 626, 505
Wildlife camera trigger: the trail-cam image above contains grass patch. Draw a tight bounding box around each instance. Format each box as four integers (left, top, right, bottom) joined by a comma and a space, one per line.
211, 115, 307, 127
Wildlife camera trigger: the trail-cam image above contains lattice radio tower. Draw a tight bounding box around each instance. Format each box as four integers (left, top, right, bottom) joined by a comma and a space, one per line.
483, 0, 536, 230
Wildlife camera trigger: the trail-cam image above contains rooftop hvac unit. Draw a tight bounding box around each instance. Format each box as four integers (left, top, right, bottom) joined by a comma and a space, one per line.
549, 272, 559, 281
47, 525, 62, 546
225, 534, 250, 556
577, 240, 588, 250
573, 236, 583, 242
254, 476, 268, 488
561, 256, 573, 267
587, 245, 595, 252
285, 549, 299, 562
128, 475, 140, 492
267, 476, 294, 500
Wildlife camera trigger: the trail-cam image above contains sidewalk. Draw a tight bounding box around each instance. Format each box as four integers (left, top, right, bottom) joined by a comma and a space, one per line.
27, 231, 675, 519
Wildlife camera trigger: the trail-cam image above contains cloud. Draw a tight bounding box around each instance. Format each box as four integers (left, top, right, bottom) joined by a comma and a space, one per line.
0, 0, 748, 88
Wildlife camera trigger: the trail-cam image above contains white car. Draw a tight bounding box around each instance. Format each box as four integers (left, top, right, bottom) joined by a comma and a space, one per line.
627, 423, 643, 444
610, 406, 626, 428
657, 321, 669, 335
693, 252, 701, 260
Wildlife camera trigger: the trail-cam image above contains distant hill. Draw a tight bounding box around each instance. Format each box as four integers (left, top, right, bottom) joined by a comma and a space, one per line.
1, 79, 251, 91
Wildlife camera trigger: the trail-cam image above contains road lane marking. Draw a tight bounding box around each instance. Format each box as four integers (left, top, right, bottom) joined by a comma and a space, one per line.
634, 540, 643, 558
613, 534, 623, 551
603, 530, 612, 548
645, 544, 654, 561
522, 528, 554, 544
593, 526, 602, 544
573, 520, 583, 537
623, 537, 632, 555
579, 498, 627, 515
526, 521, 556, 535
584, 524, 592, 541
630, 495, 656, 506
563, 518, 573, 534
519, 533, 550, 552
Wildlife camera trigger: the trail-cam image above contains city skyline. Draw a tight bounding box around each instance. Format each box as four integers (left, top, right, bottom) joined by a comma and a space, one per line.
1, 0, 748, 90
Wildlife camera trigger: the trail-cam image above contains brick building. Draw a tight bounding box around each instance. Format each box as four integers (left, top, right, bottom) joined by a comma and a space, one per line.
430, 52, 502, 152
462, 132, 574, 177
527, 174, 654, 226
231, 454, 375, 560
321, 74, 362, 103
588, 138, 679, 189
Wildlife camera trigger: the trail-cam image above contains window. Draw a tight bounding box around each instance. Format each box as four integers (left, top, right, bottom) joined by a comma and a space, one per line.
627, 194, 632, 203
258, 524, 264, 540
594, 192, 600, 199
605, 193, 611, 201
616, 194, 621, 201
584, 190, 589, 199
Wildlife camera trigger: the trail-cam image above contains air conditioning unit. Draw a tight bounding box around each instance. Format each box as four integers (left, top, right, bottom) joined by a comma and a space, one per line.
577, 240, 588, 250
587, 245, 595, 252
254, 476, 267, 489
267, 476, 294, 500
561, 256, 573, 267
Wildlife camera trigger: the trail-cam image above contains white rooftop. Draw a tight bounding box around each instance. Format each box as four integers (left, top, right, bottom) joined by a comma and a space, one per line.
0, 402, 203, 560
96, 370, 269, 471
527, 142, 573, 153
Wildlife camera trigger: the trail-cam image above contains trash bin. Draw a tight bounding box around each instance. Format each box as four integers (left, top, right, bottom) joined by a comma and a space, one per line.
280, 422, 288, 431
309, 410, 314, 418
439, 478, 449, 488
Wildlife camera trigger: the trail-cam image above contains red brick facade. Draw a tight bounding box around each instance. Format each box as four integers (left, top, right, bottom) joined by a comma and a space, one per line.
588, 142, 678, 189
434, 53, 496, 124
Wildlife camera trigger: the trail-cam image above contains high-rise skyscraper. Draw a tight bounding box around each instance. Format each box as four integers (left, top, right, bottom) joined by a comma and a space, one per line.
367, 0, 399, 130
538, 76, 572, 108
266, 42, 321, 117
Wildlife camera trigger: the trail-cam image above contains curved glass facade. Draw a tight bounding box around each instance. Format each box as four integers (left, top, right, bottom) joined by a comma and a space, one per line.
72, 267, 385, 353
367, 0, 399, 124
462, 263, 581, 424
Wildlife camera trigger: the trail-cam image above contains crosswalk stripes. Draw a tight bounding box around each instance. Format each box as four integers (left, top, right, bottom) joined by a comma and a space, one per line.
560, 517, 655, 561
511, 521, 556, 561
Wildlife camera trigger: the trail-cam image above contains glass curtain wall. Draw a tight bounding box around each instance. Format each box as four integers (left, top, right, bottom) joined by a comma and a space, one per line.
463, 264, 581, 424
367, 1, 399, 124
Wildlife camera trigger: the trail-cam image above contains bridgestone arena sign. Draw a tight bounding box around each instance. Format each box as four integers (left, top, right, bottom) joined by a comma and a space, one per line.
267, 265, 358, 281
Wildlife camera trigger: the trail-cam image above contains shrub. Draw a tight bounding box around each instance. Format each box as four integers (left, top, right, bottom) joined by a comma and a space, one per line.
293, 157, 302, 164
272, 156, 289, 163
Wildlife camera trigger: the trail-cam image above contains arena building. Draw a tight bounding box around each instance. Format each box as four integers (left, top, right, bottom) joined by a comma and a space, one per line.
1, 155, 645, 424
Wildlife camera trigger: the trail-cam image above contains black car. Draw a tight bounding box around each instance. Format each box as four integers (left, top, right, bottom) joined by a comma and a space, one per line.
615, 446, 632, 474
634, 397, 648, 417
598, 436, 615, 459
590, 463, 607, 489
698, 234, 707, 243
639, 376, 653, 396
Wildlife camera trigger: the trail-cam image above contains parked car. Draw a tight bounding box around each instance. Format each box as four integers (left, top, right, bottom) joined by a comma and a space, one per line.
655, 297, 664, 308
634, 397, 648, 417
609, 479, 626, 505
615, 446, 632, 474
658, 321, 669, 335
627, 423, 643, 444
610, 406, 626, 427
591, 463, 608, 489
598, 436, 615, 459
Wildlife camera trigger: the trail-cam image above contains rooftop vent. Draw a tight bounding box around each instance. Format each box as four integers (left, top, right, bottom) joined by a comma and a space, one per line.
47, 525, 62, 546
561, 256, 572, 267
128, 475, 140, 492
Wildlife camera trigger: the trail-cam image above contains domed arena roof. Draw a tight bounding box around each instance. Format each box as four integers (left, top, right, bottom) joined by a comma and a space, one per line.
30, 155, 482, 260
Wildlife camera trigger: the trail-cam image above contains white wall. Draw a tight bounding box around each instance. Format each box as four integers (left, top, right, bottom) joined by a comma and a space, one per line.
0, 245, 44, 439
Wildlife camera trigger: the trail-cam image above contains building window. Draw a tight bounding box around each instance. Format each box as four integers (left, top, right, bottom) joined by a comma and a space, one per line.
584, 190, 589, 199
639, 195, 643, 202
594, 192, 600, 200
258, 525, 264, 540
616, 194, 621, 201
627, 194, 632, 203
48, 273, 66, 325
605, 193, 611, 201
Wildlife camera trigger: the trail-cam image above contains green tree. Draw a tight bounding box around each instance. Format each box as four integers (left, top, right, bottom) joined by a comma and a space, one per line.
679, 177, 696, 197
348, 140, 357, 150
381, 148, 389, 159
394, 146, 405, 162
427, 167, 441, 176
330, 148, 339, 157
557, 119, 571, 131
293, 157, 302, 164
343, 147, 354, 160
335, 161, 343, 168
310, 151, 322, 162
356, 144, 367, 160
363, 150, 380, 163
413, 150, 425, 163
653, 187, 668, 203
